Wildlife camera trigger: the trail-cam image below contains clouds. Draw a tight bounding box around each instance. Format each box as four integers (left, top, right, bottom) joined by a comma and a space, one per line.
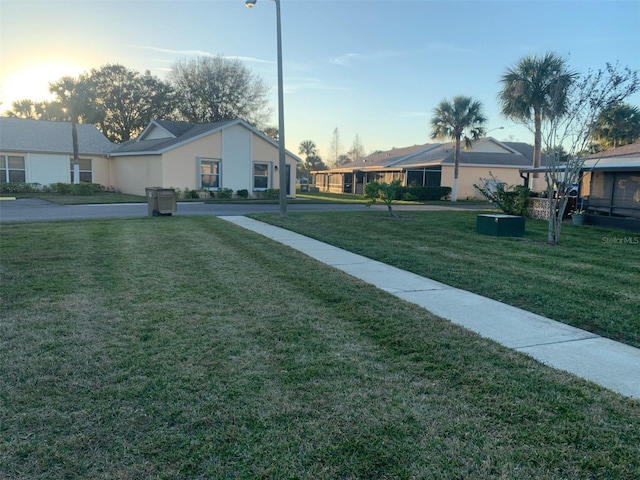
284, 77, 353, 94
127, 45, 274, 65
330, 49, 400, 67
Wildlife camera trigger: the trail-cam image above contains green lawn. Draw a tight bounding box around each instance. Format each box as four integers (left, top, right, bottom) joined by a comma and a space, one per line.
1, 216, 639, 479
253, 210, 640, 349
9, 191, 147, 204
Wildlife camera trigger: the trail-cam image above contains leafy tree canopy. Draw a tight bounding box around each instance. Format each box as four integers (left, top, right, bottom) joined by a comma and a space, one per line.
168, 55, 271, 128
589, 102, 640, 151
86, 64, 176, 143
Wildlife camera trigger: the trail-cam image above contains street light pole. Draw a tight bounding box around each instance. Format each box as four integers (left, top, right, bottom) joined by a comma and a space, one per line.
485, 126, 504, 136
246, 0, 287, 217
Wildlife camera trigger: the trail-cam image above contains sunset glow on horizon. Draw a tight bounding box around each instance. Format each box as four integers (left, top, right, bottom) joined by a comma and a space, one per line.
0, 62, 87, 111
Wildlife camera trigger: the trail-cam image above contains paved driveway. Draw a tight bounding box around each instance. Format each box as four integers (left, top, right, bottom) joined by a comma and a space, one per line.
0, 198, 490, 224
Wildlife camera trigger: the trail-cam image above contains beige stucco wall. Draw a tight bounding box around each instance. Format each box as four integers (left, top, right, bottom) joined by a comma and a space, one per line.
253, 134, 297, 195
441, 165, 527, 200
111, 155, 163, 196
162, 132, 223, 191
90, 155, 112, 188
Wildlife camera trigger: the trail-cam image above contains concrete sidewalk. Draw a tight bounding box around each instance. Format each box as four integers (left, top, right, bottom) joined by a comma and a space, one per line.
220, 216, 640, 399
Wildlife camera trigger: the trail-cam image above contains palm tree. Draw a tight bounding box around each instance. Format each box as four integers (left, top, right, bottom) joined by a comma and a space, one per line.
8, 99, 38, 118
49, 76, 98, 184
50, 77, 84, 183
298, 140, 317, 159
430, 95, 486, 202
590, 102, 640, 150
498, 52, 577, 187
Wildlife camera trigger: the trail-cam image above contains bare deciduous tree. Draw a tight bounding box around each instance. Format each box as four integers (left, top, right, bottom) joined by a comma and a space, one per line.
541, 62, 638, 244
168, 55, 271, 128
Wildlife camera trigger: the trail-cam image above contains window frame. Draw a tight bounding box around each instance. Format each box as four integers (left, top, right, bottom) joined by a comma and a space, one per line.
70, 158, 93, 183
198, 157, 221, 190
1, 155, 26, 183
253, 162, 270, 191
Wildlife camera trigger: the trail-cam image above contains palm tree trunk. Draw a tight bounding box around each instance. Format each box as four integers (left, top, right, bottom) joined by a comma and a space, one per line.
71, 118, 80, 184
451, 136, 461, 202
532, 108, 542, 191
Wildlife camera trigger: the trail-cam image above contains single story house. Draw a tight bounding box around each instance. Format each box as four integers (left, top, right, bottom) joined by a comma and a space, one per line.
0, 117, 300, 198
519, 143, 640, 230
311, 137, 538, 200
109, 119, 300, 197
0, 117, 115, 186
581, 143, 640, 228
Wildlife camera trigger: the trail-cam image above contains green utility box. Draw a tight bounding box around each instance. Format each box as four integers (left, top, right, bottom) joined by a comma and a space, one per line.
476, 214, 525, 237
145, 187, 177, 217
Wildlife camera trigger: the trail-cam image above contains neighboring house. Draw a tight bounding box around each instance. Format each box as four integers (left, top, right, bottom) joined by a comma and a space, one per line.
0, 117, 115, 186
520, 143, 640, 230
109, 119, 300, 197
311, 137, 538, 199
0, 117, 300, 198
581, 143, 640, 224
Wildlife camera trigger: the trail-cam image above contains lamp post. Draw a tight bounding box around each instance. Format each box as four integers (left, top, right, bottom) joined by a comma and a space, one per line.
246, 0, 287, 217
485, 126, 504, 137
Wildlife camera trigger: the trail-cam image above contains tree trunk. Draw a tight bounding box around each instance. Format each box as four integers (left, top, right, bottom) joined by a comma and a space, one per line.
532, 108, 542, 191
451, 136, 461, 202
71, 118, 80, 184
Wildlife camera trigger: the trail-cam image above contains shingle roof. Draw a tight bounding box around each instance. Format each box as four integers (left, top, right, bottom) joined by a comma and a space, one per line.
113, 119, 238, 154
337, 137, 536, 172
110, 119, 302, 162
0, 117, 116, 155
586, 142, 640, 159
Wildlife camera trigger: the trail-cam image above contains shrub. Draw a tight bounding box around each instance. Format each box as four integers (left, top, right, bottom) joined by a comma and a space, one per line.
402, 192, 419, 201
266, 189, 280, 199
364, 179, 403, 219
405, 186, 452, 201
236, 189, 249, 199
52, 182, 72, 194
218, 188, 234, 199
0, 182, 42, 193
474, 175, 530, 216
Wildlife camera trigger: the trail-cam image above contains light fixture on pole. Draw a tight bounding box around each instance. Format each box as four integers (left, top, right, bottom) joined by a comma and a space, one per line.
485, 126, 504, 136
246, 0, 287, 217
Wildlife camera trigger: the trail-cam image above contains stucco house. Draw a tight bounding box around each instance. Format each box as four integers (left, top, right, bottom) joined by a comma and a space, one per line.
0, 117, 300, 198
109, 119, 300, 197
311, 137, 538, 199
0, 117, 115, 186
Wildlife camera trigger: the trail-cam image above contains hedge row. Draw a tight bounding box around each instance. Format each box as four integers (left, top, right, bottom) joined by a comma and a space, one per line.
0, 182, 105, 195
365, 182, 452, 201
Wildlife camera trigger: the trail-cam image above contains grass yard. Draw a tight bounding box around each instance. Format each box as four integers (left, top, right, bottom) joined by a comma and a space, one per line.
9, 192, 147, 205
1, 216, 639, 479
254, 210, 640, 349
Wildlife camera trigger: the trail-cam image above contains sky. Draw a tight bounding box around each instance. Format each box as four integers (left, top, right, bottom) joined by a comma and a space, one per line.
1, 0, 639, 159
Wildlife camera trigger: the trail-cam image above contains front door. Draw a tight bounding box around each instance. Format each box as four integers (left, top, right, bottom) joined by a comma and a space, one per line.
286, 164, 291, 195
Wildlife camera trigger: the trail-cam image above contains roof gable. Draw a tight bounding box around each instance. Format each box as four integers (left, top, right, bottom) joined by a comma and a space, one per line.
111, 118, 302, 161
137, 121, 177, 141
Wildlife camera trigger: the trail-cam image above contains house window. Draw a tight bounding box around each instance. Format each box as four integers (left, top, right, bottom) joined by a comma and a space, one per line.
200, 158, 221, 189
254, 163, 269, 190
70, 158, 92, 183
1, 155, 26, 183
406, 167, 441, 187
